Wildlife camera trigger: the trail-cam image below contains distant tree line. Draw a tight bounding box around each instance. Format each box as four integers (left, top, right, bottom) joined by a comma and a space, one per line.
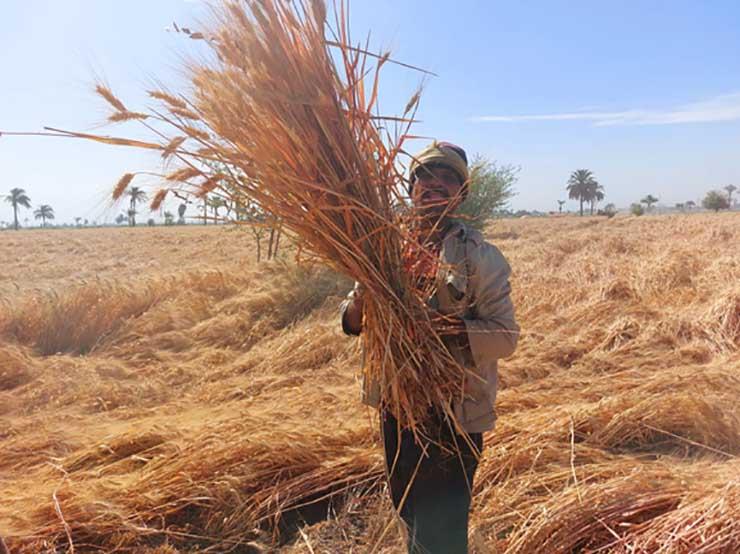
556, 170, 737, 217
2, 188, 56, 230
629, 184, 736, 216
4, 173, 734, 232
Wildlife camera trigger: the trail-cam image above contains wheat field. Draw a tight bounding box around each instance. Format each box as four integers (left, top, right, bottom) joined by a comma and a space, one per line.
1, 213, 738, 553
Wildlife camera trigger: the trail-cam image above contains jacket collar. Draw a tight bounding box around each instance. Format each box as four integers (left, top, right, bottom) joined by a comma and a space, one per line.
444, 219, 482, 246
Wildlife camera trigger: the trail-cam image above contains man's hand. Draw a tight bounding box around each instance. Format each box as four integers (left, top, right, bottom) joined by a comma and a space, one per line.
342, 287, 365, 335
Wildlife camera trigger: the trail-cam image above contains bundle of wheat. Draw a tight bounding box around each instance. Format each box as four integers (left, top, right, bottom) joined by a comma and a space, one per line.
40, 0, 469, 434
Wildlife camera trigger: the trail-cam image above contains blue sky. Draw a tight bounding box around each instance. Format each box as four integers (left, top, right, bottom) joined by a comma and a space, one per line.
2, 0, 740, 224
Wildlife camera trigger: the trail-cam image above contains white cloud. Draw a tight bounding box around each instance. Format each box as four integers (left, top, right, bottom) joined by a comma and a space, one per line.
472, 92, 740, 126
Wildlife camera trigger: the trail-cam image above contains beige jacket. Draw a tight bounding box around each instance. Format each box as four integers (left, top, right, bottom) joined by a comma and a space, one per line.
340, 222, 519, 433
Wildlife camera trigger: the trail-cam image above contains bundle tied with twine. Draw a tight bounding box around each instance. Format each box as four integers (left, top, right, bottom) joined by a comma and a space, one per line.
48, 0, 467, 433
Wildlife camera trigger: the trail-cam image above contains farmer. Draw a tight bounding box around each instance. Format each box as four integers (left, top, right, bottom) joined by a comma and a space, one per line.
340, 141, 519, 553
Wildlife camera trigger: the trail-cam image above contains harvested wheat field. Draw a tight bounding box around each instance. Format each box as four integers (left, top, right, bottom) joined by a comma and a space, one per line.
1, 213, 739, 553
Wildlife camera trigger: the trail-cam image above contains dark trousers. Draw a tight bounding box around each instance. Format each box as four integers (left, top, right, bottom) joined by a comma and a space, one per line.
381, 410, 483, 554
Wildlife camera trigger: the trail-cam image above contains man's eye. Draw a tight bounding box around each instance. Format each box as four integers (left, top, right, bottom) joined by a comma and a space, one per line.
441, 174, 458, 186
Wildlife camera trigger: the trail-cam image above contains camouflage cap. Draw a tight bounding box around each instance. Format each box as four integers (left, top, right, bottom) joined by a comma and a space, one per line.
408, 141, 470, 190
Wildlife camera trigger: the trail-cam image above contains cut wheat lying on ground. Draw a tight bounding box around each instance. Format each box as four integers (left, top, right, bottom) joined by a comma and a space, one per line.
1, 213, 738, 553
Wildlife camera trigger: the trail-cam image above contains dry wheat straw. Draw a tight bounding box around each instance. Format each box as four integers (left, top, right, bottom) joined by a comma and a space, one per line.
43, 0, 467, 434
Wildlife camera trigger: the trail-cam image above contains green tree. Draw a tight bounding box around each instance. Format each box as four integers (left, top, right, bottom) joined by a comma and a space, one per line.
115, 213, 127, 225
244, 201, 267, 261
641, 194, 659, 212
702, 190, 730, 212
630, 203, 645, 216
164, 211, 175, 225
455, 156, 517, 229
566, 169, 597, 216
4, 188, 32, 230
33, 204, 54, 227
601, 203, 617, 217
208, 196, 227, 222
725, 185, 737, 207
126, 186, 147, 226
686, 200, 696, 211
267, 218, 283, 260
202, 160, 284, 260
177, 203, 187, 224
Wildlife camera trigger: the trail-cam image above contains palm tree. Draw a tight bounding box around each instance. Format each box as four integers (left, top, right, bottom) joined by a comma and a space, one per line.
566, 169, 597, 216
641, 195, 659, 212
725, 185, 737, 207
126, 186, 147, 226
587, 182, 605, 215
557, 200, 566, 213
33, 204, 55, 227
4, 188, 32, 230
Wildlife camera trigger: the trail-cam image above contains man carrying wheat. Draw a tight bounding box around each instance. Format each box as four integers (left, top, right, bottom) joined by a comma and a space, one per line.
341, 141, 519, 553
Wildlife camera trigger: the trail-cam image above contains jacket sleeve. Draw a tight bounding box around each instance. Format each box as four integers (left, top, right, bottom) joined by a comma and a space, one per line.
339, 281, 363, 336
463, 242, 519, 362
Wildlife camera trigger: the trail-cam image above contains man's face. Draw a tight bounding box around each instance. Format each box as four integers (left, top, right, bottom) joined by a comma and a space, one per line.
411, 164, 464, 222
